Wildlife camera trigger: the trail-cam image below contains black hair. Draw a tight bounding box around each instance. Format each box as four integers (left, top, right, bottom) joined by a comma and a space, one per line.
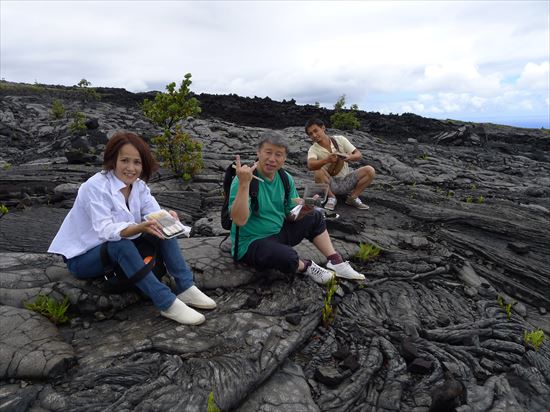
305, 117, 325, 133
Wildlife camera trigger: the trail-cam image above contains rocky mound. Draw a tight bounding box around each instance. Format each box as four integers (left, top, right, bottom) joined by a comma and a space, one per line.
0, 81, 549, 411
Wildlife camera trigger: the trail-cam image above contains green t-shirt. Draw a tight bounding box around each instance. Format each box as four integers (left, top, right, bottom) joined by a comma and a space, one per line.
228, 169, 299, 260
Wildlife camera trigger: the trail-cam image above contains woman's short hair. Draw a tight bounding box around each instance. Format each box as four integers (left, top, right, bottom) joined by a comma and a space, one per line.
103, 131, 159, 182
258, 131, 289, 154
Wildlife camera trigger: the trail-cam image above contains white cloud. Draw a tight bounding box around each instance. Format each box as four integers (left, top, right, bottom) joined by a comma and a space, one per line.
413, 61, 503, 95
517, 62, 550, 89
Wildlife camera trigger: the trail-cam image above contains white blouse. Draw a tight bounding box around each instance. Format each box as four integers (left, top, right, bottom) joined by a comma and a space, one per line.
48, 170, 160, 259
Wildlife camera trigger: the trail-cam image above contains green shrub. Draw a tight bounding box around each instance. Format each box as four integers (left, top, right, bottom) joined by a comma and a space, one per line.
355, 243, 381, 262
465, 196, 473, 203
322, 275, 338, 327
142, 74, 201, 130
69, 111, 87, 134
330, 95, 360, 130
142, 74, 202, 178
24, 294, 70, 324
524, 329, 545, 351
152, 125, 203, 180
0, 204, 8, 217
51, 99, 66, 119
477, 195, 485, 204
77, 79, 91, 88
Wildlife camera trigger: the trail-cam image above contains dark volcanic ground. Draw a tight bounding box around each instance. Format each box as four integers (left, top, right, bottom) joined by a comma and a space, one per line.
0, 82, 549, 411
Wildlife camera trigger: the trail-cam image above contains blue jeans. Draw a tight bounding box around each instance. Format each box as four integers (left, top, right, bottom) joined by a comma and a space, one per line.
67, 238, 194, 310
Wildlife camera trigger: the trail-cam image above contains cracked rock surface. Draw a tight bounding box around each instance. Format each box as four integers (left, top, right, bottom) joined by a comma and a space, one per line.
0, 84, 549, 411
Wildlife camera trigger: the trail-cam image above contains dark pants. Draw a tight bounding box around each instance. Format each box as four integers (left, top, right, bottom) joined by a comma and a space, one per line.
241, 209, 326, 273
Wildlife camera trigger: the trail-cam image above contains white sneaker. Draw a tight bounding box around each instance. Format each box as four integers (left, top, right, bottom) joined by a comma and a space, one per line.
324, 197, 337, 211
326, 261, 366, 281
177, 285, 217, 309
325, 197, 338, 210
161, 299, 205, 325
304, 261, 335, 285
345, 196, 369, 210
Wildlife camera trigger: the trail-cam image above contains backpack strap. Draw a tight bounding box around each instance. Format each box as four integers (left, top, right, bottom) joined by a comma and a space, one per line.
277, 168, 291, 208
249, 171, 260, 214
327, 137, 345, 176
100, 242, 114, 274
101, 240, 157, 290
233, 170, 261, 263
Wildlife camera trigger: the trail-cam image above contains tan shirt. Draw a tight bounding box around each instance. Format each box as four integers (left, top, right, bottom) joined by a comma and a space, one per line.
307, 135, 356, 178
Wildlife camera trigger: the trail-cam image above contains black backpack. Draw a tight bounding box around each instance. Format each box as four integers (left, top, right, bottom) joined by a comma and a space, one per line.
100, 234, 167, 293
221, 163, 291, 260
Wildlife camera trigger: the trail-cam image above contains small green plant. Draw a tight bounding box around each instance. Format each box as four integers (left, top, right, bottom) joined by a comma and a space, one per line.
0, 204, 8, 218
418, 153, 429, 160
152, 125, 203, 180
497, 295, 516, 320
69, 111, 87, 134
142, 74, 202, 178
24, 294, 70, 324
465, 195, 473, 203
330, 94, 360, 130
51, 99, 66, 119
355, 243, 381, 262
524, 329, 545, 351
207, 391, 220, 412
322, 275, 338, 328
2, 162, 11, 170
477, 195, 485, 204
446, 190, 455, 198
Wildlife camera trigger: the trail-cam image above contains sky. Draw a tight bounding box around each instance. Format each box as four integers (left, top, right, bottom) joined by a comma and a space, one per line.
1, 1, 549, 129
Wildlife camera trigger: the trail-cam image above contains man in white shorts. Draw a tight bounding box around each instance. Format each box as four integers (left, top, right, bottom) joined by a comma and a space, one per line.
306, 118, 375, 211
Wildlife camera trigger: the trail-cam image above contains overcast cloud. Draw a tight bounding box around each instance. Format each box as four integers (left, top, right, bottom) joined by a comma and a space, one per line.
1, 0, 548, 128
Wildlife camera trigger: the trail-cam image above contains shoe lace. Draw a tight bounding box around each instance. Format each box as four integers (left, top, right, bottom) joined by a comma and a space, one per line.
309, 264, 329, 280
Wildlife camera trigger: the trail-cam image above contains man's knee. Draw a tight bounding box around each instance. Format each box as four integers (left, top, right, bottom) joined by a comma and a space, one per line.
304, 209, 327, 239
257, 246, 299, 273
314, 169, 330, 183
360, 165, 375, 179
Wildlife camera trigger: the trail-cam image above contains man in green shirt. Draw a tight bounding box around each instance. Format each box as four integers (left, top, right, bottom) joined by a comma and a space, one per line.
306, 118, 376, 211
229, 132, 365, 284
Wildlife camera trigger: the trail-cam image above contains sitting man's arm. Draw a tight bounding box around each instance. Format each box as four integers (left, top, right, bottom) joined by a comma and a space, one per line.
346, 148, 362, 162
230, 155, 256, 227
307, 153, 339, 171
338, 135, 362, 162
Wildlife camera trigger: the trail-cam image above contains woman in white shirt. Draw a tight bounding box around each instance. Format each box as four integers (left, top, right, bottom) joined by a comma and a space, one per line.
49, 131, 215, 325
